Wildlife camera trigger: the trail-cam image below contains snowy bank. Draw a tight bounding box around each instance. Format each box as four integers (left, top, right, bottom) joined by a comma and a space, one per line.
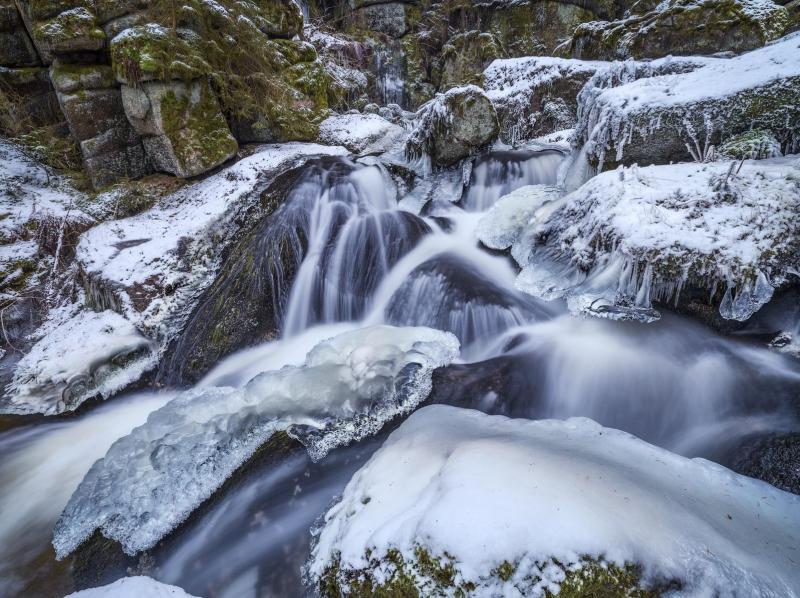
576, 34, 800, 168
511, 157, 800, 323
54, 325, 459, 557
66, 576, 197, 597
308, 405, 800, 597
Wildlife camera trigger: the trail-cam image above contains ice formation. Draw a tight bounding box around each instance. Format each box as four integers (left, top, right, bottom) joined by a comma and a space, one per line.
309, 405, 800, 597
53, 325, 459, 557
65, 576, 198, 597
476, 184, 562, 250
511, 157, 800, 322
2, 309, 155, 415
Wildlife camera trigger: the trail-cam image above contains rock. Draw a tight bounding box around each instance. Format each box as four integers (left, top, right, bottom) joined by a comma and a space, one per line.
484, 56, 602, 144
0, 66, 61, 130
49, 60, 115, 92
732, 433, 800, 494
570, 0, 790, 60
356, 2, 410, 37
363, 102, 379, 114
406, 84, 499, 167
0, 1, 39, 66
439, 31, 501, 90
317, 113, 405, 153
121, 79, 237, 178
576, 35, 800, 169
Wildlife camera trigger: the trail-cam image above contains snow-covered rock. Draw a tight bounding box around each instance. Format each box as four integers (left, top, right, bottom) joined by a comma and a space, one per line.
53, 325, 459, 557
484, 56, 603, 145
405, 85, 499, 168
511, 157, 800, 323
308, 405, 800, 597
318, 113, 406, 154
65, 576, 198, 597
76, 143, 348, 342
2, 309, 155, 415
476, 184, 561, 250
576, 34, 800, 169
570, 0, 791, 61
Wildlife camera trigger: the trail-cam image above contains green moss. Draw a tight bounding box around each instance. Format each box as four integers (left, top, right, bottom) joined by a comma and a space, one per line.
34, 6, 106, 48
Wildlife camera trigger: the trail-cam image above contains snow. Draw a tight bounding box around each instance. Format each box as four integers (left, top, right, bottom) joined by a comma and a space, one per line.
309, 405, 800, 597
65, 576, 198, 598
2, 309, 155, 415
318, 113, 406, 155
53, 325, 459, 557
476, 185, 561, 250
511, 157, 800, 322
76, 143, 348, 338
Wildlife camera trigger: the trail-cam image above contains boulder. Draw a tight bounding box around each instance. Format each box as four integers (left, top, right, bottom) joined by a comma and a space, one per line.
121, 79, 237, 178
570, 0, 790, 60
0, 66, 61, 130
732, 433, 800, 494
31, 6, 107, 62
355, 2, 411, 37
576, 35, 800, 169
439, 30, 501, 90
406, 84, 499, 167
484, 56, 602, 144
0, 1, 39, 66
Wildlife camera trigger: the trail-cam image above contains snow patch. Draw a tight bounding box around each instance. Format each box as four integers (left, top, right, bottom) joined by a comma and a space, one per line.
65, 576, 198, 598
318, 113, 406, 154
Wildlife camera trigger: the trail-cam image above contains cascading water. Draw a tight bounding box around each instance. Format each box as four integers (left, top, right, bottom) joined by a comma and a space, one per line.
2, 149, 799, 598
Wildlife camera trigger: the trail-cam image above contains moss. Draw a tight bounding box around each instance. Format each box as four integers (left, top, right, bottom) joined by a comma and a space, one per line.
34, 6, 107, 49
720, 129, 782, 160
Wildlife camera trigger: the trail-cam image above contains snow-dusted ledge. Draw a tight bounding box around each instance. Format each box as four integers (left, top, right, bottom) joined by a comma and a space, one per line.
65, 576, 197, 597
509, 157, 800, 323
308, 405, 800, 597
318, 113, 406, 155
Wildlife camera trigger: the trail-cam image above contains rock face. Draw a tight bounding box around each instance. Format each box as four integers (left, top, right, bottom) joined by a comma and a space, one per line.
406, 85, 499, 167
575, 35, 800, 169
570, 0, 790, 60
733, 433, 800, 495
122, 80, 237, 178
484, 56, 602, 144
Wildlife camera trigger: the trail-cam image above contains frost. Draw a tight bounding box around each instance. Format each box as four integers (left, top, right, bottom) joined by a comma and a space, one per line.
2, 309, 155, 415
53, 325, 459, 557
318, 114, 406, 154
476, 184, 561, 250
65, 576, 198, 597
308, 405, 800, 597
511, 158, 800, 322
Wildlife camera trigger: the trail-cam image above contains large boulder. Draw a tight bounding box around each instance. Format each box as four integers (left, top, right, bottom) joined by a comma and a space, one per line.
575, 35, 800, 169
484, 56, 602, 144
121, 79, 237, 178
570, 0, 790, 60
406, 84, 499, 167
439, 30, 502, 90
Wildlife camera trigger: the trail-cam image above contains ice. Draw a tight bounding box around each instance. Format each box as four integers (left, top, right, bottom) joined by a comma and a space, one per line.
476, 185, 562, 250
511, 157, 800, 322
2, 309, 156, 415
65, 576, 198, 597
53, 325, 459, 557
308, 405, 800, 597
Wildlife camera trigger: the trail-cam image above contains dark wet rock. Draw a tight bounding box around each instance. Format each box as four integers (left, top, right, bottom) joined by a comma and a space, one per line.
731, 433, 800, 494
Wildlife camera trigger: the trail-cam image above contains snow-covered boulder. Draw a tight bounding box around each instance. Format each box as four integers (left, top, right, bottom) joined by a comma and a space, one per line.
511, 157, 800, 323
570, 0, 790, 60
476, 184, 562, 250
576, 34, 800, 169
76, 143, 348, 343
308, 405, 800, 597
66, 576, 197, 597
54, 325, 459, 557
405, 85, 499, 167
484, 56, 603, 145
317, 113, 406, 154
1, 309, 155, 415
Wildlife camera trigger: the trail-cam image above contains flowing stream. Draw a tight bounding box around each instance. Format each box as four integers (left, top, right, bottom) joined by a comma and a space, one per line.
1, 150, 799, 597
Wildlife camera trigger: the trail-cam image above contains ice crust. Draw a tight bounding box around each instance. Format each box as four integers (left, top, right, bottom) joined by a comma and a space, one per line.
53, 325, 459, 557
309, 405, 800, 597
510, 158, 800, 322
476, 185, 562, 250
65, 576, 198, 597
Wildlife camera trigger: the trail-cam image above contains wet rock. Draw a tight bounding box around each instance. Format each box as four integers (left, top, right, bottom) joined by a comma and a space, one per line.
406, 84, 499, 167
121, 79, 237, 178
732, 433, 800, 494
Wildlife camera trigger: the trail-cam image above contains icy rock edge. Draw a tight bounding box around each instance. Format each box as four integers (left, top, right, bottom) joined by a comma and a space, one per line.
53, 325, 460, 557
308, 405, 800, 598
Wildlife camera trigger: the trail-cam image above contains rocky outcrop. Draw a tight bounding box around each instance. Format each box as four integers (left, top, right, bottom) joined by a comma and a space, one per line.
406, 85, 499, 167
570, 0, 790, 60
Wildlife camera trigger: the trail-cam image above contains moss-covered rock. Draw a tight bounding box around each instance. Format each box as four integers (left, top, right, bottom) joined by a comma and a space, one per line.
570, 0, 790, 60
33, 6, 107, 57
122, 78, 237, 178
439, 30, 501, 90
719, 129, 783, 159
406, 84, 499, 167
